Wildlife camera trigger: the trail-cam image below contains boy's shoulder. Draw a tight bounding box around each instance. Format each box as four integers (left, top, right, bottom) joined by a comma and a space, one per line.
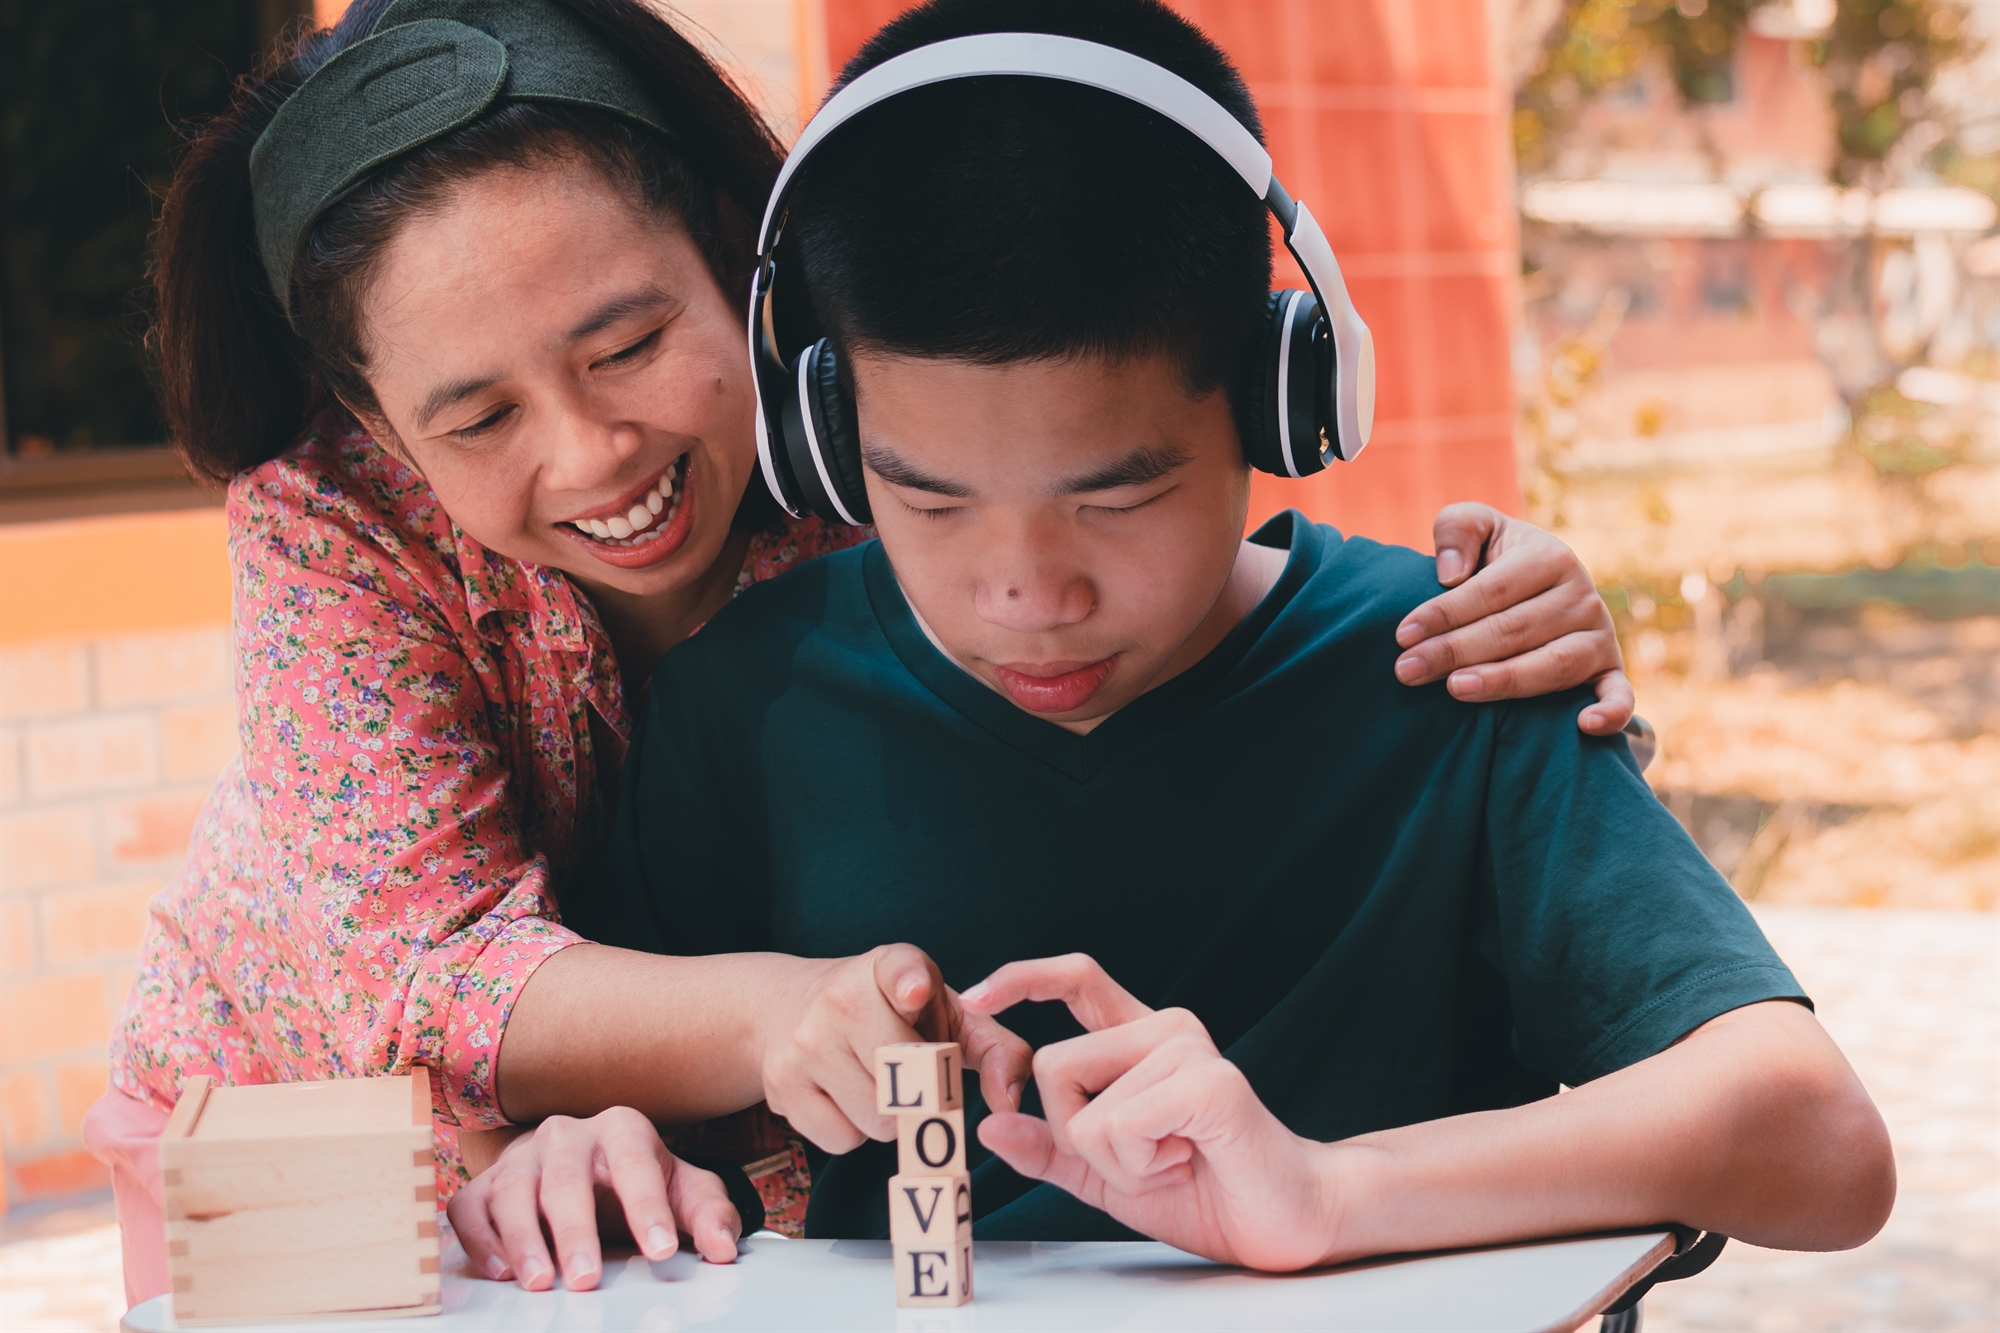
1259, 514, 1447, 663
649, 538, 878, 695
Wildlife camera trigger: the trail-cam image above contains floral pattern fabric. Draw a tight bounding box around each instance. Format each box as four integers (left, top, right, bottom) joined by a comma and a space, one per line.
108, 417, 863, 1199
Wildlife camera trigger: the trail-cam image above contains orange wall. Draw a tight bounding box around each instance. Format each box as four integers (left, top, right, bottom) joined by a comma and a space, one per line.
0, 511, 232, 645
825, 0, 1521, 553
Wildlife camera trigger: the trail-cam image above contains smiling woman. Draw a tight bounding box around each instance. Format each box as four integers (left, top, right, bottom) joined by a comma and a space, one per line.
82, 0, 1643, 1313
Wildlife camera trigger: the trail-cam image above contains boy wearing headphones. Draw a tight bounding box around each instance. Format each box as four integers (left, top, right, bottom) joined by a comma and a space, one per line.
566, 0, 1891, 1260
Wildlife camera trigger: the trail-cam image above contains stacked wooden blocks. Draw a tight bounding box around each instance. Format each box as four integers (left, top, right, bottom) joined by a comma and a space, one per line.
160, 1072, 442, 1325
876, 1042, 974, 1308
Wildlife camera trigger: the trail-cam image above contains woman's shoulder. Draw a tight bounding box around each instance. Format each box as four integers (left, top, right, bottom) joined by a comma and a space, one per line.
737, 515, 873, 592
228, 411, 450, 551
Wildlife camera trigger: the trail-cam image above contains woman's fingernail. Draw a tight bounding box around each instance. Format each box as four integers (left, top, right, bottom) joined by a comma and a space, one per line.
1395, 655, 1424, 683
569, 1253, 599, 1283
1438, 551, 1465, 582
647, 1225, 675, 1256
484, 1255, 509, 1281
1449, 670, 1479, 695
961, 981, 991, 1004
521, 1259, 550, 1289
1006, 1080, 1024, 1110
1395, 621, 1422, 647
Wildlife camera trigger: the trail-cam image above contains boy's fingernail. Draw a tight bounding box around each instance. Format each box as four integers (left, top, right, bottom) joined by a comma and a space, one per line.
521, 1258, 550, 1288
1438, 551, 1465, 582
1006, 1080, 1024, 1109
647, 1225, 674, 1256
1394, 655, 1424, 683
960, 981, 991, 1004
485, 1255, 509, 1281
569, 1253, 599, 1282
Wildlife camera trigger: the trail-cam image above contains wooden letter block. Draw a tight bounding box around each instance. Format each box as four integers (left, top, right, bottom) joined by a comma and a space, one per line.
889, 1174, 973, 1308
895, 1108, 967, 1175
875, 1042, 963, 1114
160, 1072, 440, 1326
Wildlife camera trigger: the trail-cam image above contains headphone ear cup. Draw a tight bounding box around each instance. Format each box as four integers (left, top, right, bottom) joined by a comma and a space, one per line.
1241, 292, 1288, 475
1250, 289, 1331, 479
805, 340, 871, 524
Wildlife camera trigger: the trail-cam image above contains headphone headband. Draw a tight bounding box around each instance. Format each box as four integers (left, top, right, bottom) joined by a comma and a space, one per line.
750, 31, 1375, 518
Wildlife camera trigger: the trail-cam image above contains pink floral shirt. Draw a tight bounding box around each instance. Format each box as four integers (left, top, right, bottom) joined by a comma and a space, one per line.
109, 419, 862, 1193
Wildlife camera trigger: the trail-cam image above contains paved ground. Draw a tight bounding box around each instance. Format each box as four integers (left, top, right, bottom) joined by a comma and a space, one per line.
0, 905, 1992, 1332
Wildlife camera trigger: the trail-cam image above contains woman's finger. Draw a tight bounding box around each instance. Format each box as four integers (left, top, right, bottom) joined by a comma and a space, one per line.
1579, 669, 1637, 736
664, 1155, 743, 1264
960, 953, 1154, 1032
535, 1124, 606, 1291
871, 943, 947, 1033
769, 1080, 869, 1156
445, 1180, 513, 1282
1429, 502, 1502, 588
958, 1009, 1033, 1112
1444, 629, 1621, 703
595, 1112, 679, 1261
1396, 538, 1572, 653
486, 1156, 559, 1292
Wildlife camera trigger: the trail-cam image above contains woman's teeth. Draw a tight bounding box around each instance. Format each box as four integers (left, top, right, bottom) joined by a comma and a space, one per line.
572, 462, 682, 545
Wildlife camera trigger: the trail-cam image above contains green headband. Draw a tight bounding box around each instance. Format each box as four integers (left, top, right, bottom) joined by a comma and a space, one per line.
250, 0, 673, 320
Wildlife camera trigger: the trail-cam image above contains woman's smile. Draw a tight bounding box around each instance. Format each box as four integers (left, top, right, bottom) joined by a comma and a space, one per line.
557, 452, 694, 569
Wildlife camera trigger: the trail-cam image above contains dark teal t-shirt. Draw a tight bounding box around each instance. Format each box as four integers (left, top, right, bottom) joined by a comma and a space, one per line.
566, 512, 1803, 1241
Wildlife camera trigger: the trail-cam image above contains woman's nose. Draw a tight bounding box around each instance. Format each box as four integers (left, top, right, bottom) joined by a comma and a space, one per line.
541, 409, 644, 492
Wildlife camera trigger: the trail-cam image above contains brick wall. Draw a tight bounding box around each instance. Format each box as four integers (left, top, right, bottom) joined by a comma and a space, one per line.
0, 510, 233, 1207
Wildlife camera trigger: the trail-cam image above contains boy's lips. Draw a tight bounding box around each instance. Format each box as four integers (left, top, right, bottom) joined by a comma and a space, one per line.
993, 656, 1119, 713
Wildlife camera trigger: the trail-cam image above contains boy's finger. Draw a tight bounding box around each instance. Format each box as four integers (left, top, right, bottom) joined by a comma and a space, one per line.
1429, 502, 1501, 589
1579, 669, 1637, 736
961, 953, 1153, 1031
598, 1123, 677, 1261
663, 1157, 742, 1264
977, 1112, 1091, 1197
445, 1186, 513, 1282
1033, 1011, 1212, 1147
1444, 630, 1620, 703
959, 1010, 1033, 1111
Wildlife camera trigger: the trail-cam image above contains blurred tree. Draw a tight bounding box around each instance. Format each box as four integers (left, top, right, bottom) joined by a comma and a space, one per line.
1514, 0, 1972, 187
0, 1, 306, 454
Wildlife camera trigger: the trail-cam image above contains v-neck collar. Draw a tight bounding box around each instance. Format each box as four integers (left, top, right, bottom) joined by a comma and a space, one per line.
864, 511, 1325, 782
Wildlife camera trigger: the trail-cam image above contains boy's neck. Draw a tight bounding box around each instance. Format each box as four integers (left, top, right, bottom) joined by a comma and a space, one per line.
903, 535, 1289, 735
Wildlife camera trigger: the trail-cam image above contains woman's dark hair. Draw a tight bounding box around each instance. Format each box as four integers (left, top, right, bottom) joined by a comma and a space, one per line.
155, 0, 783, 483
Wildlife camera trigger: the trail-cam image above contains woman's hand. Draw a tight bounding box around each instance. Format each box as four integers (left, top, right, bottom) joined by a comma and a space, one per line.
1396, 503, 1633, 736
962, 955, 1343, 1272
447, 1108, 742, 1292
756, 943, 1033, 1154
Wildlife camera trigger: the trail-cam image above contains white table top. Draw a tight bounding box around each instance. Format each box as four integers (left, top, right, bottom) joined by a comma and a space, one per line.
124, 1228, 1674, 1333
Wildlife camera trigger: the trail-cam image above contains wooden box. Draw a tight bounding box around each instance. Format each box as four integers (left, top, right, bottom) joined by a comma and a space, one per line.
161, 1072, 441, 1325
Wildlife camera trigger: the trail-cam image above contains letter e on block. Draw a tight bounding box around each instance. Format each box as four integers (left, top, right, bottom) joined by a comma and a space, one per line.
890, 1174, 972, 1308
875, 1042, 963, 1114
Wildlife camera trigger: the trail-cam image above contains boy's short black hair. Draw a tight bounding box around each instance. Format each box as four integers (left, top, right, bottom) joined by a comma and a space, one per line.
791, 0, 1273, 417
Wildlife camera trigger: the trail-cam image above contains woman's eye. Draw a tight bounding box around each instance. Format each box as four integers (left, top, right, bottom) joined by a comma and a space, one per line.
454, 405, 514, 439
596, 329, 662, 368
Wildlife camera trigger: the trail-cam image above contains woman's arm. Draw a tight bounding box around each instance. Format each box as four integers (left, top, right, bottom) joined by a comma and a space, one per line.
1402, 503, 1634, 736
968, 957, 1894, 1271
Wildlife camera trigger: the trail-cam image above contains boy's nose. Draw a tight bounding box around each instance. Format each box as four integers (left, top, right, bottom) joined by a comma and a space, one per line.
974, 569, 1095, 634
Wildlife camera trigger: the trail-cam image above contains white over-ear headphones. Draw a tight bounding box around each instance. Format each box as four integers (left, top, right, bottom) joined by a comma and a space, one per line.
748, 31, 1377, 524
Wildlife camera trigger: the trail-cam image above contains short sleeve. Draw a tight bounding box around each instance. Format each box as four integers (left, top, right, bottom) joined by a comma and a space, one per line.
1479, 691, 1808, 1086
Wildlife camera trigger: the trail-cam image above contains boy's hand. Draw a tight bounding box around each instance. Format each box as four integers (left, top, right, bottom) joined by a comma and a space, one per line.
447, 1108, 740, 1292
963, 955, 1345, 1272
757, 943, 1032, 1154
1396, 503, 1634, 737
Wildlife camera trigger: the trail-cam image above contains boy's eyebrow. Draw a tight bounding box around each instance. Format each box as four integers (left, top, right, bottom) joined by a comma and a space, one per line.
862, 445, 974, 497
1051, 443, 1193, 495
